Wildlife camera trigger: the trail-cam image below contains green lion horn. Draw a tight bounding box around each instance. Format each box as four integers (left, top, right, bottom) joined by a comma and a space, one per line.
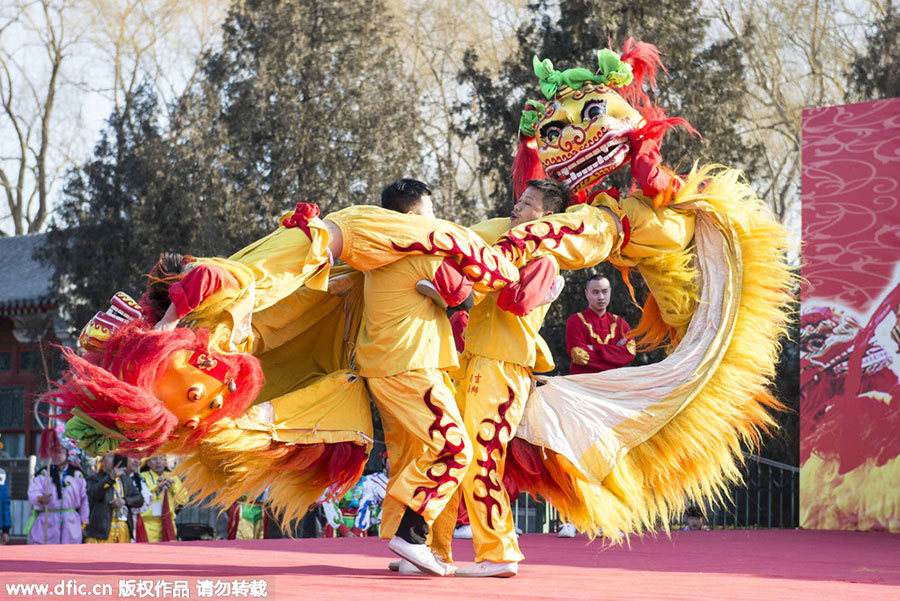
533, 51, 633, 100
519, 99, 545, 137
596, 48, 633, 87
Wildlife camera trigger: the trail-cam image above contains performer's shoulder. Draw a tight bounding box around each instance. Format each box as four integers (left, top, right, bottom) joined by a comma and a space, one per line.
614, 313, 633, 326
567, 310, 589, 322
469, 218, 509, 244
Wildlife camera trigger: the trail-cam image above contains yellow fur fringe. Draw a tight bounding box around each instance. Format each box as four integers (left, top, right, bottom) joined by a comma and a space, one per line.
172, 419, 367, 527
535, 165, 794, 541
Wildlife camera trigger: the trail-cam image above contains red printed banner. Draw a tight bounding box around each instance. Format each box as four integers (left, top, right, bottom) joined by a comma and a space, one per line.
800, 98, 900, 532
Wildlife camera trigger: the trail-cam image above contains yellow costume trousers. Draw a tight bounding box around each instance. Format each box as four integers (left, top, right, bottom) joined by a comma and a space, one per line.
441, 355, 532, 564
377, 379, 464, 558
366, 369, 472, 527
378, 410, 426, 541
236, 516, 265, 540
85, 518, 130, 543
142, 516, 174, 543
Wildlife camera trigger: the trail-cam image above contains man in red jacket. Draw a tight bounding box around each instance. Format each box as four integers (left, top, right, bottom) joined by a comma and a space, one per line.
565, 275, 635, 375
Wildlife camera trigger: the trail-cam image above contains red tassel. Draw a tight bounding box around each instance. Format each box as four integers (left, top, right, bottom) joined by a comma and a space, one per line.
634, 111, 697, 144
281, 203, 321, 241
615, 38, 698, 200
161, 490, 176, 542
226, 504, 240, 540
628, 117, 697, 198
619, 38, 663, 96
511, 136, 546, 204
504, 438, 579, 504
37, 428, 62, 462
263, 441, 368, 501
134, 514, 148, 543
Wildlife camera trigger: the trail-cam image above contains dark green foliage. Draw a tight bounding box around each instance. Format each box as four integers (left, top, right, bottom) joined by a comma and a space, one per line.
41, 85, 204, 329
848, 4, 900, 101
42, 0, 420, 329
763, 298, 800, 466
177, 0, 420, 220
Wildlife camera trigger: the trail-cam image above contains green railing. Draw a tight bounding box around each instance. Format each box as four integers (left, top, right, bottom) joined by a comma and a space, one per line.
512, 491, 557, 534
700, 454, 800, 529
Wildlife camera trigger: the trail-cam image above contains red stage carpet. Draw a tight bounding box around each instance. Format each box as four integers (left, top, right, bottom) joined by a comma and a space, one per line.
2, 530, 898, 600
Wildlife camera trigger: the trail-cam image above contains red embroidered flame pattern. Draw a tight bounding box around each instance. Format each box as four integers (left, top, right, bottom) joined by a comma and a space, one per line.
495, 221, 586, 264
392, 231, 513, 292
472, 386, 515, 529
412, 387, 468, 513
621, 215, 631, 249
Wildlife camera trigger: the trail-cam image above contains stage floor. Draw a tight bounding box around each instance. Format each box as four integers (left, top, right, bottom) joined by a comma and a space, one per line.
2, 530, 898, 601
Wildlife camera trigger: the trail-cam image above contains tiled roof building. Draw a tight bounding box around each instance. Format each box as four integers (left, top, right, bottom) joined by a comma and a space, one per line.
0, 233, 71, 460
0, 234, 56, 315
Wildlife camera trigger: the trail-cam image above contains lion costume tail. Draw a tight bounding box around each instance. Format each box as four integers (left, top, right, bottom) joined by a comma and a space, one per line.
507, 165, 794, 540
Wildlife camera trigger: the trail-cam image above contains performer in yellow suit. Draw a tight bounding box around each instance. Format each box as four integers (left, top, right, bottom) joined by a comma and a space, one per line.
166, 200, 516, 531
355, 180, 474, 577
425, 179, 570, 578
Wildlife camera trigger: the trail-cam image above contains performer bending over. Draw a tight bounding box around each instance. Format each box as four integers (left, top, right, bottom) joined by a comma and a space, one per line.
429, 179, 569, 578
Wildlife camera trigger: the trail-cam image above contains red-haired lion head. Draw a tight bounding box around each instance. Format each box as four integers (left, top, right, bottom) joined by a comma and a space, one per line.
48, 322, 263, 456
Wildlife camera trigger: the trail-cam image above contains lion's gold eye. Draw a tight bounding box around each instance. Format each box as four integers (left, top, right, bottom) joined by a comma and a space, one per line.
541, 123, 563, 143
582, 99, 607, 121
187, 385, 205, 402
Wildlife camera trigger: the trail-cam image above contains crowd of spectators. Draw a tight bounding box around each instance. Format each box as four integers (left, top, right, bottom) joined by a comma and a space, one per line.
9, 442, 393, 544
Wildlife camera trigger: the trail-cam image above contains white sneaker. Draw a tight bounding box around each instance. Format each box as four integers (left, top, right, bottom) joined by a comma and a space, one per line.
388, 536, 446, 576
456, 560, 518, 578
415, 280, 447, 308
441, 560, 458, 576
453, 524, 473, 539
398, 557, 458, 576
398, 559, 424, 575
558, 522, 576, 538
